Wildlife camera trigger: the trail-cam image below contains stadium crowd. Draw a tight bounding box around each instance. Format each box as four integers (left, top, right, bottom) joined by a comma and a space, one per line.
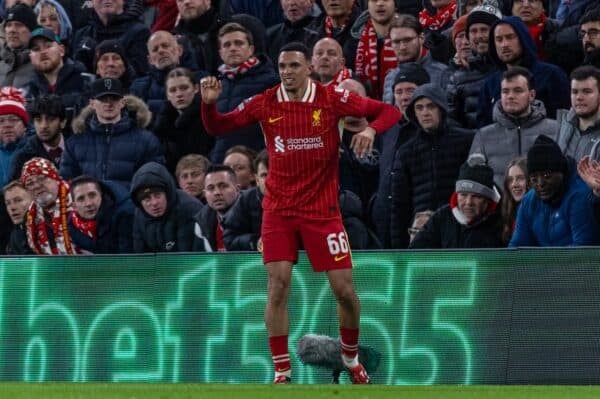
0, 0, 600, 254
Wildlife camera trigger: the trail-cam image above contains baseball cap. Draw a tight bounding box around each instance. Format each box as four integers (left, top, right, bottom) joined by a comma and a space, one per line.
91, 78, 124, 99
28, 27, 61, 49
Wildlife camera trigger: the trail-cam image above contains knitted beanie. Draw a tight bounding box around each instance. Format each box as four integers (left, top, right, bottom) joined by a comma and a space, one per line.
0, 87, 29, 125
527, 135, 567, 174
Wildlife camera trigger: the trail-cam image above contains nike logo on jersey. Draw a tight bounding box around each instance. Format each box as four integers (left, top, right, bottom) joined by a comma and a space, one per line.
268, 116, 284, 123
334, 254, 348, 262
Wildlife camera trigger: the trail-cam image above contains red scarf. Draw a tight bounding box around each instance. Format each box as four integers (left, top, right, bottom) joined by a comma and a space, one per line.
325, 66, 352, 88
71, 211, 97, 240
354, 19, 397, 99
419, 0, 457, 31
218, 56, 260, 80
527, 13, 547, 60
26, 182, 78, 255
325, 15, 351, 37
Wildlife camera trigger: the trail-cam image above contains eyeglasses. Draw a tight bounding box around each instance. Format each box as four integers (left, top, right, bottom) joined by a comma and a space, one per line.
408, 227, 421, 235
391, 36, 418, 46
579, 29, 600, 40
528, 171, 555, 185
0, 115, 23, 125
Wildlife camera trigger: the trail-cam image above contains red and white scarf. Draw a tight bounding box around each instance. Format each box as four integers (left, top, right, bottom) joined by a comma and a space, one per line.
218, 56, 260, 80
419, 0, 457, 31
70, 211, 98, 240
449, 192, 498, 226
527, 13, 547, 60
325, 66, 352, 88
325, 14, 351, 37
26, 182, 79, 255
354, 19, 397, 99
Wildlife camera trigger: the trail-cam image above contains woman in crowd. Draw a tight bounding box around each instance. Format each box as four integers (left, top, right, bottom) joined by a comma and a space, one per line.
500, 157, 528, 245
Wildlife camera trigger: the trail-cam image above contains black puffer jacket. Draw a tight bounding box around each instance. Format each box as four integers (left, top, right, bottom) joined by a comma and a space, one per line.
446, 52, 497, 129
222, 186, 263, 251
130, 162, 203, 253
389, 84, 474, 248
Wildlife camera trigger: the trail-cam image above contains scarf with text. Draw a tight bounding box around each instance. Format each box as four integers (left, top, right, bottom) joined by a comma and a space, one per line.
325, 14, 351, 37
419, 0, 457, 31
326, 66, 352, 88
218, 56, 260, 80
354, 18, 397, 99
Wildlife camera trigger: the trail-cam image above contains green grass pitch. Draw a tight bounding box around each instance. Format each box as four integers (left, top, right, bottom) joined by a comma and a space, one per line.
3, 384, 600, 399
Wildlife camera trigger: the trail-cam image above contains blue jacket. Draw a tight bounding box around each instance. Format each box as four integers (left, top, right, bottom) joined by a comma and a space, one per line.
477, 16, 570, 126
68, 180, 135, 253
60, 95, 165, 188
0, 135, 27, 187
509, 162, 600, 247
211, 56, 279, 162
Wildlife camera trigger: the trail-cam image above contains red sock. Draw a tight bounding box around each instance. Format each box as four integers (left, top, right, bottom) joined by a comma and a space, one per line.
340, 327, 359, 359
269, 335, 290, 372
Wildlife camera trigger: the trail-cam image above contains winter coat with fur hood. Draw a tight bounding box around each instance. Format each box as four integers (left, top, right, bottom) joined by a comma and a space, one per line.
60, 95, 165, 188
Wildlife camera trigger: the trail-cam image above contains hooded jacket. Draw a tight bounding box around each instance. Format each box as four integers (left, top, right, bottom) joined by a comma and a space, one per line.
60, 95, 165, 188
509, 159, 600, 247
477, 16, 570, 126
68, 180, 135, 253
470, 99, 559, 188
390, 83, 474, 248
130, 161, 203, 252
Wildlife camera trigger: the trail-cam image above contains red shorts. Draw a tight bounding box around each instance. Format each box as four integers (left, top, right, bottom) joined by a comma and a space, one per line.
261, 211, 353, 272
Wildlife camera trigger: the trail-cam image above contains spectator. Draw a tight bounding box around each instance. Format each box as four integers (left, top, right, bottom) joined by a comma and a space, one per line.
410, 159, 504, 248
581, 8, 600, 68
308, 0, 362, 68
193, 165, 241, 252
500, 156, 528, 244
61, 78, 164, 188
10, 95, 66, 182
371, 63, 428, 247
68, 175, 134, 253
418, 0, 456, 33
21, 157, 80, 254
152, 67, 215, 174
266, 0, 320, 63
211, 22, 279, 163
310, 37, 352, 86
469, 67, 558, 188
510, 135, 600, 246
130, 30, 205, 118
556, 65, 600, 162
93, 39, 137, 90
222, 149, 267, 251
130, 161, 203, 252
446, 2, 500, 129
477, 16, 570, 125
348, 0, 397, 99
34, 0, 73, 46
175, 153, 211, 202
223, 145, 257, 190
0, 87, 29, 187
71, 0, 150, 76
25, 27, 89, 128
407, 209, 434, 244
382, 14, 448, 103
0, 4, 37, 87
2, 180, 33, 254
389, 82, 474, 248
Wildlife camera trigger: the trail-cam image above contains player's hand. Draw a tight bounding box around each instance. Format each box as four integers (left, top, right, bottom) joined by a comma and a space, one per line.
350, 126, 376, 159
578, 156, 600, 197
200, 76, 222, 105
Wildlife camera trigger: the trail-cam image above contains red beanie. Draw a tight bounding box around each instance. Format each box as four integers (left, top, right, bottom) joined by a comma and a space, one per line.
452, 15, 469, 46
0, 87, 28, 125
21, 157, 61, 185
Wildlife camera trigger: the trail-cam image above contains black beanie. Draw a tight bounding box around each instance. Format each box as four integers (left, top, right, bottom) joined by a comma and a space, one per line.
527, 135, 567, 175
456, 160, 501, 203
5, 3, 38, 32
94, 40, 129, 70
392, 63, 430, 90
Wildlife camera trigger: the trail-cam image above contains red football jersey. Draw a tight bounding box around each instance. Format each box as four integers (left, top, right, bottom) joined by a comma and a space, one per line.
202, 80, 400, 217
